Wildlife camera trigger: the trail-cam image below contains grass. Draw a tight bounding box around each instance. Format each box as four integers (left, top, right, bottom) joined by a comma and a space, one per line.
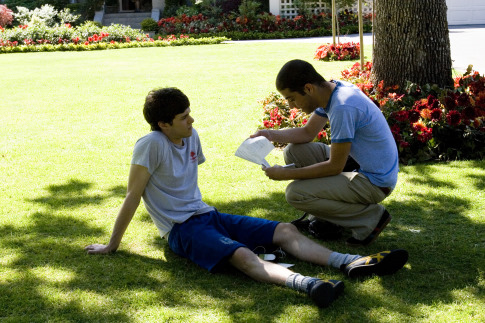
1, 42, 484, 322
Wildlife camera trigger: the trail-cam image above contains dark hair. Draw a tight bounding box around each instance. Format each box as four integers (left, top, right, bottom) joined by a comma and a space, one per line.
143, 87, 190, 131
275, 59, 326, 94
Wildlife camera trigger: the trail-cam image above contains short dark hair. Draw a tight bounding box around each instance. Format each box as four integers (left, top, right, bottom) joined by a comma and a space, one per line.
275, 59, 326, 94
143, 87, 190, 131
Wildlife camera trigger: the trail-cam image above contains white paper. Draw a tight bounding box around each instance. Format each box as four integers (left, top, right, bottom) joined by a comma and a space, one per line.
235, 137, 274, 167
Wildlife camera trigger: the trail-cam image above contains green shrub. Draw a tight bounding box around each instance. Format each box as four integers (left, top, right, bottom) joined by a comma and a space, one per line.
140, 18, 158, 32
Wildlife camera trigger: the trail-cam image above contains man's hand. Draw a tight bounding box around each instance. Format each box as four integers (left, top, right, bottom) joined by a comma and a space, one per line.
262, 165, 288, 181
250, 129, 271, 140
84, 244, 116, 255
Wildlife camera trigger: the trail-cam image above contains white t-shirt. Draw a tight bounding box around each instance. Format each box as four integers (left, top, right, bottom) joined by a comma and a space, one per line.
131, 129, 214, 238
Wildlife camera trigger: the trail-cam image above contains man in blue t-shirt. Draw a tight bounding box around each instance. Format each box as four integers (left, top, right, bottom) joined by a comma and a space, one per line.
251, 59, 399, 247
85, 87, 408, 308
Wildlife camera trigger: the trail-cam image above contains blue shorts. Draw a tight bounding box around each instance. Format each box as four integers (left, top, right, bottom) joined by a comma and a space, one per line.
168, 210, 279, 272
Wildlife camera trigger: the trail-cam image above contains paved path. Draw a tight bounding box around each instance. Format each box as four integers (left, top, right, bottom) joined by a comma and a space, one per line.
227, 25, 485, 74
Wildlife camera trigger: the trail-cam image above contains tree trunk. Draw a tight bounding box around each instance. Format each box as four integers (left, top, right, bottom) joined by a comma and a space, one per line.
371, 0, 453, 89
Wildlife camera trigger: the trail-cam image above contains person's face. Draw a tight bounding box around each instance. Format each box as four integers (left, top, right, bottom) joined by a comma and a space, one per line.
159, 107, 194, 145
279, 84, 317, 114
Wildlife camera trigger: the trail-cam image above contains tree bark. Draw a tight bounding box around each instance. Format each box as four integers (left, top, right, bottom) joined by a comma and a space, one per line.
371, 0, 453, 89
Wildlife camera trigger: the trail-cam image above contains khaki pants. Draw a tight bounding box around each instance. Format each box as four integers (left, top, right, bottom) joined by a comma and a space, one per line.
284, 143, 389, 240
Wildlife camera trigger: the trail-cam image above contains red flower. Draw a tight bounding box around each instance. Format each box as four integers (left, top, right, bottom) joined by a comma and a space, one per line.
408, 109, 421, 123
446, 110, 461, 126
391, 124, 401, 134
413, 99, 428, 110
417, 128, 433, 142
412, 120, 426, 132
317, 130, 327, 140
430, 108, 442, 121
462, 106, 476, 120
263, 120, 275, 128
457, 93, 471, 107
394, 110, 409, 122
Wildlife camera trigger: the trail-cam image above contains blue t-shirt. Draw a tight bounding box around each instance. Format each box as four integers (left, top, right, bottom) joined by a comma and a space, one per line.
315, 81, 399, 188
131, 129, 214, 238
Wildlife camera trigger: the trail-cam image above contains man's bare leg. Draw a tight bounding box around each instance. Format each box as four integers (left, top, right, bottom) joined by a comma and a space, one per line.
272, 223, 334, 266
228, 246, 342, 308
229, 247, 292, 285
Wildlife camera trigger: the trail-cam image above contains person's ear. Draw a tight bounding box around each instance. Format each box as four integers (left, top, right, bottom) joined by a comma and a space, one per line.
303, 83, 314, 95
158, 121, 169, 130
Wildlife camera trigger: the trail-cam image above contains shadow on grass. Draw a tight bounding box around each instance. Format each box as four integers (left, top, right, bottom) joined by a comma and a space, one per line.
2, 170, 484, 321
29, 179, 126, 209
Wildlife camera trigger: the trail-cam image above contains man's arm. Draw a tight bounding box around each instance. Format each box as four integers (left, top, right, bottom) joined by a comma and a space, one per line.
263, 142, 352, 180
85, 164, 151, 254
251, 113, 328, 144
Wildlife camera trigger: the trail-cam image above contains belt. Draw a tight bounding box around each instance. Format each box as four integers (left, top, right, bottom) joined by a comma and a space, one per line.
379, 186, 391, 196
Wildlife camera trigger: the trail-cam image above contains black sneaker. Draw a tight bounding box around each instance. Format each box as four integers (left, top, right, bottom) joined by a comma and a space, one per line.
291, 213, 311, 232
291, 213, 343, 241
307, 279, 344, 308
308, 219, 343, 241
341, 249, 409, 279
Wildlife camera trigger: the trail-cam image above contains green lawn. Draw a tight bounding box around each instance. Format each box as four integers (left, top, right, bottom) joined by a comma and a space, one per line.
1, 42, 484, 322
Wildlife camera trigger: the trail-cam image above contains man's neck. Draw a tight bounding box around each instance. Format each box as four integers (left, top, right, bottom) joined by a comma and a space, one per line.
316, 81, 337, 109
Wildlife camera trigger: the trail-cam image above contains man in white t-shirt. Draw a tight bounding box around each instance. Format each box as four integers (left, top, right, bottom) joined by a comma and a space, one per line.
85, 87, 408, 308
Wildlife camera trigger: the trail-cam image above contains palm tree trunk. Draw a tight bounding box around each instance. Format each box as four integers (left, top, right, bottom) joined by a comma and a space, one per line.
371, 0, 453, 89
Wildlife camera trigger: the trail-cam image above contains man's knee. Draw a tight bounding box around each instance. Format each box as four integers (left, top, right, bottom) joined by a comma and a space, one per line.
273, 222, 301, 245
284, 142, 329, 166
285, 182, 301, 206
229, 247, 260, 273
283, 143, 297, 164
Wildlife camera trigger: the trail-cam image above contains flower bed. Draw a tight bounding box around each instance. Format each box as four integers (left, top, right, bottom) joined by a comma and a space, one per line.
314, 42, 360, 61
259, 92, 331, 148
257, 63, 485, 164
157, 10, 372, 40
0, 22, 227, 54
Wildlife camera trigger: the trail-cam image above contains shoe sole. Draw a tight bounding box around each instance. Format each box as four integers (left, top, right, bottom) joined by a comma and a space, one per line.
346, 211, 392, 247
364, 213, 392, 245
309, 281, 344, 308
346, 249, 409, 279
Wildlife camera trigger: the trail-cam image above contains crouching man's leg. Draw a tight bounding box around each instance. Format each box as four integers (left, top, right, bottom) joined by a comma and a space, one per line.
229, 246, 343, 308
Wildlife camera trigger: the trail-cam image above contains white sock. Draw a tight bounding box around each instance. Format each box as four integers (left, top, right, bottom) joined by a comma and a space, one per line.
328, 252, 362, 269
285, 273, 319, 293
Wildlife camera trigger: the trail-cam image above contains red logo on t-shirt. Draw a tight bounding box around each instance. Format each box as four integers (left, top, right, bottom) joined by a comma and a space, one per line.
190, 151, 197, 162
